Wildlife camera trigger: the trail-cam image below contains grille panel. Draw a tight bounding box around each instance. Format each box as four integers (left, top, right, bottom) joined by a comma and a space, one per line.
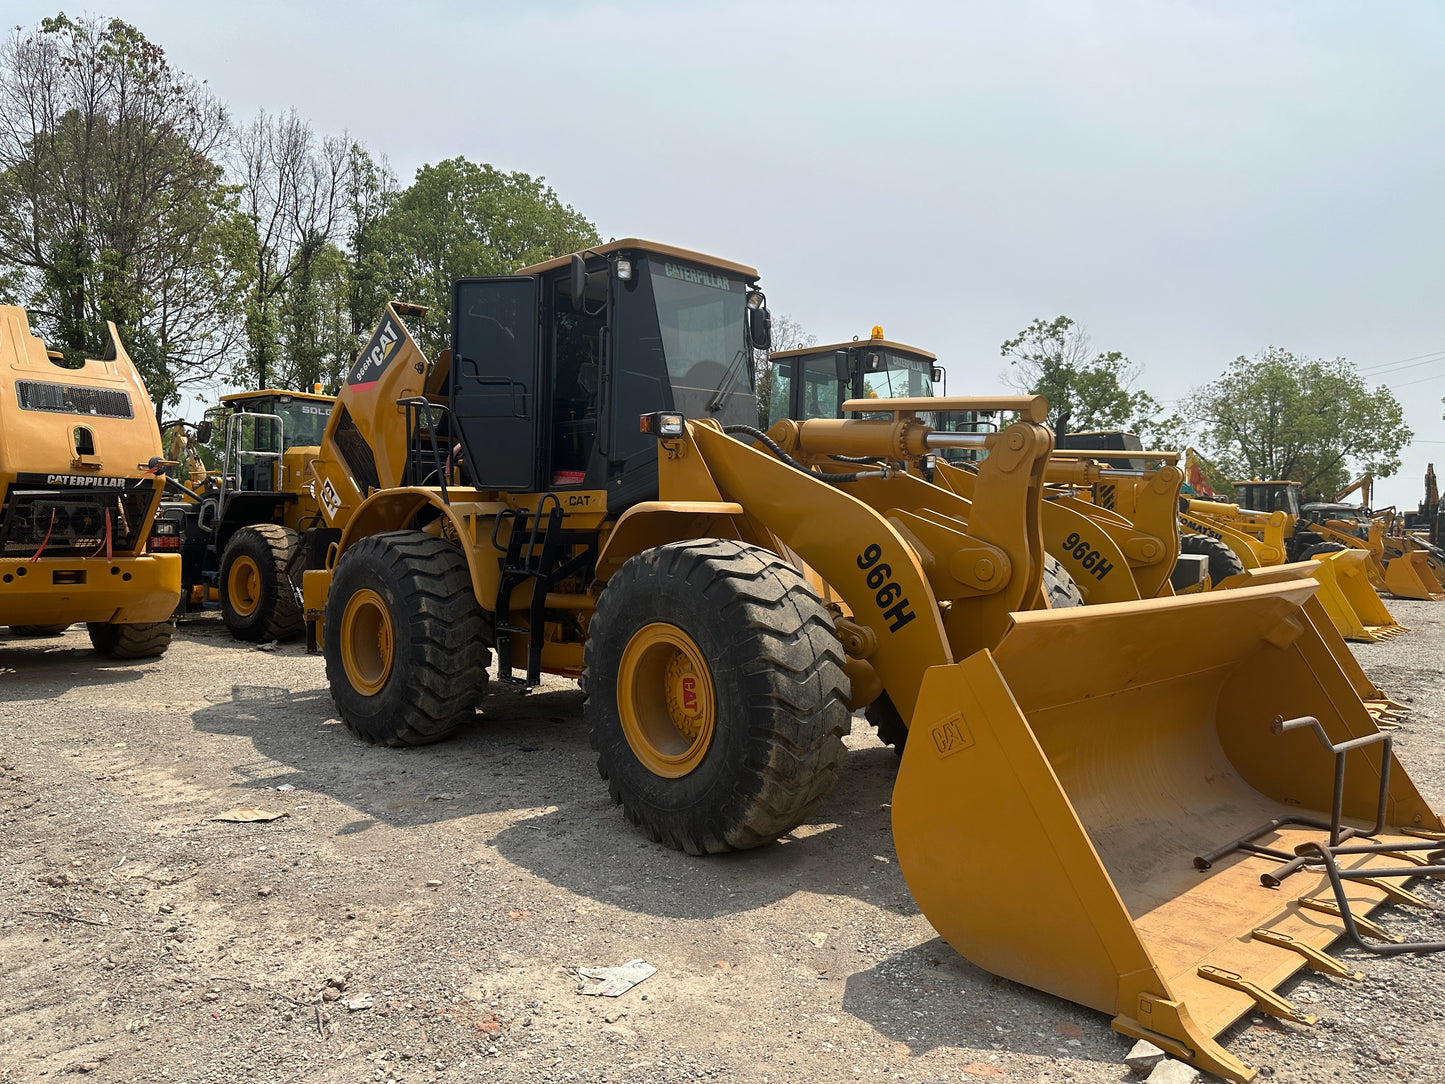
15, 380, 135, 419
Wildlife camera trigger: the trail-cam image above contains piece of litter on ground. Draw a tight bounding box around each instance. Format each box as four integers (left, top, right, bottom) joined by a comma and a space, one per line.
807, 932, 828, 948
276, 784, 295, 792
577, 959, 656, 997
213, 807, 288, 823
253, 642, 277, 652
343, 995, 373, 1011
231, 685, 289, 703
427, 793, 457, 801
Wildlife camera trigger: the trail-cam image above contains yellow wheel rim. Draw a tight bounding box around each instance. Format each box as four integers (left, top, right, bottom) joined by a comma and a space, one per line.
339, 588, 395, 696
226, 555, 261, 617
617, 623, 716, 778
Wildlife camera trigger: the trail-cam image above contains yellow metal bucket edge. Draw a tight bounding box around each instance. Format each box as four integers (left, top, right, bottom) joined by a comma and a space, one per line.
891, 580, 1443, 1082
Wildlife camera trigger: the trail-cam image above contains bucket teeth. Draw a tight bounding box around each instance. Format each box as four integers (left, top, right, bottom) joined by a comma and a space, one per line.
1250, 928, 1363, 981
1296, 897, 1403, 943
1197, 966, 1317, 1025
1353, 877, 1434, 909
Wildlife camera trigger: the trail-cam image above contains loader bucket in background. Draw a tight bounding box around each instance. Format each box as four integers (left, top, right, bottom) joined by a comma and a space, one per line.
1383, 551, 1445, 601
1311, 549, 1406, 640
891, 581, 1445, 1083
1228, 564, 1409, 722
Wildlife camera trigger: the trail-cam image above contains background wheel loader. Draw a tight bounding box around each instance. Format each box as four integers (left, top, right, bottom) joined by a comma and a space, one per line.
0, 306, 180, 657
294, 242, 1445, 1082
158, 388, 334, 642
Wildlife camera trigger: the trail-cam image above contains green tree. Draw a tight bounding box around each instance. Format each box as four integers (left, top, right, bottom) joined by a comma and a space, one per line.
0, 13, 237, 416
1001, 316, 1178, 442
376, 157, 598, 356
1187, 348, 1411, 499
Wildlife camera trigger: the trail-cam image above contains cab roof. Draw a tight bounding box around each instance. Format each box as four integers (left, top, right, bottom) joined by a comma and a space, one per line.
515, 238, 759, 281
220, 388, 335, 407
770, 337, 937, 362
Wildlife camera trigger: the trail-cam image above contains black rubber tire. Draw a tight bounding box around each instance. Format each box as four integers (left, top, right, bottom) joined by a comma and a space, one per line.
324, 530, 490, 747
584, 539, 850, 855
1179, 533, 1245, 586
86, 621, 173, 659
219, 524, 304, 642
1042, 554, 1085, 608
1301, 541, 1347, 561
7, 624, 70, 636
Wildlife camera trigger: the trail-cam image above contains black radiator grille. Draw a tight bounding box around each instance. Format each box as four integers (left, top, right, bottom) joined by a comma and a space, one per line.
0, 482, 154, 556
15, 380, 135, 419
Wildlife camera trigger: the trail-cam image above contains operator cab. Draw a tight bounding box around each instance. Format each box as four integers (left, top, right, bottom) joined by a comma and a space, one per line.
213, 389, 336, 492
1234, 480, 1303, 518
450, 239, 769, 510
767, 328, 944, 427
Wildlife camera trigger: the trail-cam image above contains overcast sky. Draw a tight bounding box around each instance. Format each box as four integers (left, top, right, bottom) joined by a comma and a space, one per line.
14, 0, 1445, 507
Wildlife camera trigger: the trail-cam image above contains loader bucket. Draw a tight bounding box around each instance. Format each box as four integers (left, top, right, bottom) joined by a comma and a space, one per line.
1310, 549, 1406, 641
1383, 551, 1445, 601
1227, 564, 1409, 721
892, 581, 1444, 1083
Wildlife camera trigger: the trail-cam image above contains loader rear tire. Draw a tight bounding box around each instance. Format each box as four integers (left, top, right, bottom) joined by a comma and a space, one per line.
1042, 554, 1084, 608
8, 624, 70, 636
1301, 541, 1347, 561
220, 524, 303, 642
324, 530, 489, 747
585, 539, 850, 855
1179, 533, 1245, 587
87, 621, 173, 659
864, 693, 909, 756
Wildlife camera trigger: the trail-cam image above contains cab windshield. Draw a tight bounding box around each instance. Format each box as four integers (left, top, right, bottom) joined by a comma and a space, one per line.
648, 260, 754, 423
227, 395, 333, 453
861, 350, 938, 400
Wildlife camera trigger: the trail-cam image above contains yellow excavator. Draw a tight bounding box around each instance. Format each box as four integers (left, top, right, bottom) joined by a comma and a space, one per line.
0, 306, 180, 657
291, 242, 1444, 1082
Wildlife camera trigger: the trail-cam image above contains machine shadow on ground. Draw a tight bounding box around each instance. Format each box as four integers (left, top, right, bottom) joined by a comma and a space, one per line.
189, 676, 919, 924
842, 936, 1132, 1071
0, 636, 153, 689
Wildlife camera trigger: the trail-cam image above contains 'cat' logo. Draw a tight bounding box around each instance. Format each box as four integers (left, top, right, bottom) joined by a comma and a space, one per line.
681, 677, 697, 713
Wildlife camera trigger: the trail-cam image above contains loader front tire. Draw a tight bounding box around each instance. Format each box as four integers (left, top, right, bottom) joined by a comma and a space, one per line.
220, 525, 303, 642
8, 624, 70, 636
324, 531, 489, 747
87, 621, 173, 659
1301, 541, 1347, 561
1179, 533, 1245, 587
585, 539, 850, 855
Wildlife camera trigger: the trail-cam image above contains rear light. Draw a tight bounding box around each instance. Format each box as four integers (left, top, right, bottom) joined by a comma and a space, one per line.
148, 520, 180, 551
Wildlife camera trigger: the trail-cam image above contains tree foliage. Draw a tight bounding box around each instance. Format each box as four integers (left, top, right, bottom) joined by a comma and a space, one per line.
366, 157, 598, 357
0, 13, 603, 407
1001, 316, 1180, 443
0, 13, 238, 414
1187, 348, 1411, 499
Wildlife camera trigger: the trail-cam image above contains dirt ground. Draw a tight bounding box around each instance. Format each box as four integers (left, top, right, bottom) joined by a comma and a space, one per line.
2, 599, 1444, 1084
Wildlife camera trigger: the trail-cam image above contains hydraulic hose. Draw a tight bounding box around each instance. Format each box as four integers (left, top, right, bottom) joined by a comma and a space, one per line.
721, 425, 887, 485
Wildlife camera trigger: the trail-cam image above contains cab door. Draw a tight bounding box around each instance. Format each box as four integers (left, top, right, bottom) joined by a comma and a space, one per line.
451, 277, 543, 491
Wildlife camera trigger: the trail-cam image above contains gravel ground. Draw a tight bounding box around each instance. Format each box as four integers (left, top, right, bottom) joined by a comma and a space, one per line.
1, 597, 1443, 1084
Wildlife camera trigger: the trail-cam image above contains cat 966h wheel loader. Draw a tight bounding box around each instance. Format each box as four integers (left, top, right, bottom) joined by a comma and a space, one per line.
301, 241, 1445, 1083
0, 306, 180, 657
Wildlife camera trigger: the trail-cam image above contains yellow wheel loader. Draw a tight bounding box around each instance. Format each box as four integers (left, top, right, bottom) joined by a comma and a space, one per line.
1182, 481, 1407, 642
0, 306, 180, 657
158, 388, 334, 641
298, 242, 1445, 1082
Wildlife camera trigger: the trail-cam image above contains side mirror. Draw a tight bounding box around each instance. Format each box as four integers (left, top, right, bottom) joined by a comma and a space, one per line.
569, 253, 587, 310
932, 366, 945, 385
748, 306, 772, 351
834, 350, 851, 383
863, 352, 884, 373
195, 420, 213, 444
